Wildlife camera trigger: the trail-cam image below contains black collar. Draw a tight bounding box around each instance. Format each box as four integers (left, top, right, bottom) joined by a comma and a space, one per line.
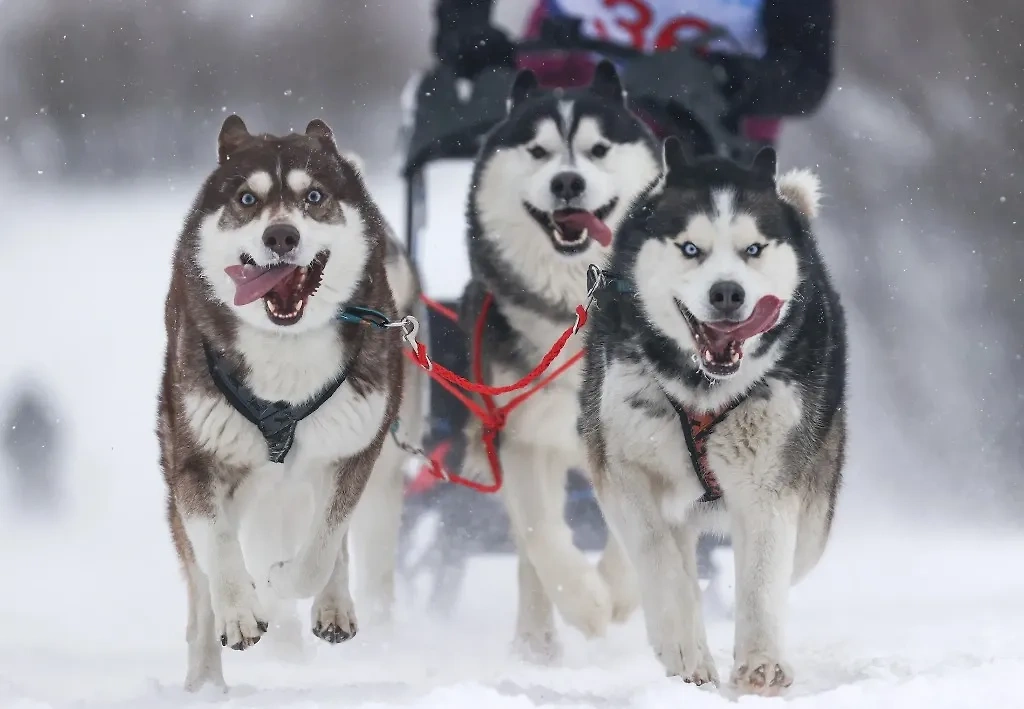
202, 333, 364, 464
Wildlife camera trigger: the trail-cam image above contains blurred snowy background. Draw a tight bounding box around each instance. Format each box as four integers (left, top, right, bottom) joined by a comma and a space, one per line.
1, 0, 1020, 518
0, 2, 1022, 707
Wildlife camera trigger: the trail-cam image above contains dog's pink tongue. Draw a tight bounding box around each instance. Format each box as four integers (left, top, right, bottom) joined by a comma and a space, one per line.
552, 211, 613, 247
224, 263, 298, 306
703, 295, 784, 346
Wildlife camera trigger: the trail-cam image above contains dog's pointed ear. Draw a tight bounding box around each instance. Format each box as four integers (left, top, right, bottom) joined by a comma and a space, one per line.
305, 119, 339, 152
777, 168, 821, 218
218, 114, 250, 164
589, 59, 626, 105
751, 146, 777, 180
507, 69, 539, 113
662, 136, 694, 181
340, 150, 366, 175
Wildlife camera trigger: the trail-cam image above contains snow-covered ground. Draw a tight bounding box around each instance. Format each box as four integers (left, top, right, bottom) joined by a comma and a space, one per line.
1, 173, 1022, 709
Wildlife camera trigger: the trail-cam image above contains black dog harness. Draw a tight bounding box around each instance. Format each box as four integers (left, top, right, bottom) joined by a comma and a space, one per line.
588, 266, 745, 504
202, 338, 362, 464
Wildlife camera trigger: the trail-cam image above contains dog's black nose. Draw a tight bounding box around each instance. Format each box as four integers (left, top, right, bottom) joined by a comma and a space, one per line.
708, 280, 745, 316
262, 224, 300, 257
550, 172, 586, 201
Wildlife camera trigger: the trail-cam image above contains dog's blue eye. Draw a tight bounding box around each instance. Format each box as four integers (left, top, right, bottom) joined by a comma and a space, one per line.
680, 241, 700, 258
306, 189, 323, 204
239, 192, 257, 206
746, 243, 765, 257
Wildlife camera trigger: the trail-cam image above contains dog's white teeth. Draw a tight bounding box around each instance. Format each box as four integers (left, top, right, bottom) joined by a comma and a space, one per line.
703, 349, 713, 363
730, 351, 740, 363
267, 300, 279, 314
581, 228, 589, 241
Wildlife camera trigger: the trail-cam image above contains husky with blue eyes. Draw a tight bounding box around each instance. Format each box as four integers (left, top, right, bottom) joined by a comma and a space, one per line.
579, 137, 847, 696
157, 116, 411, 691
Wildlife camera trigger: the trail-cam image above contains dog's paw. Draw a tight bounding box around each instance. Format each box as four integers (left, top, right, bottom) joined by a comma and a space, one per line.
311, 594, 358, 644
184, 640, 226, 692
215, 594, 268, 651
184, 671, 228, 695
656, 638, 719, 687
184, 658, 227, 694
731, 654, 793, 696
550, 567, 613, 638
512, 629, 562, 665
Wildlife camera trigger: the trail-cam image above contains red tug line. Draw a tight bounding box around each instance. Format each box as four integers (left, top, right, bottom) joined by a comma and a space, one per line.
402, 292, 589, 493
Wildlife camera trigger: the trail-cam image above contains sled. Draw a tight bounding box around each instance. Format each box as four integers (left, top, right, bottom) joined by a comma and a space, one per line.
394, 17, 765, 613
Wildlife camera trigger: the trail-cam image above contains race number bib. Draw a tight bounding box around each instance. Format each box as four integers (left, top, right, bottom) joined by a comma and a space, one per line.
552, 0, 767, 56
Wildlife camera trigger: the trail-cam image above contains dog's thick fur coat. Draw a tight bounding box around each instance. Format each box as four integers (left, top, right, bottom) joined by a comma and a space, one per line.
459, 62, 662, 658
580, 140, 846, 695
158, 116, 403, 691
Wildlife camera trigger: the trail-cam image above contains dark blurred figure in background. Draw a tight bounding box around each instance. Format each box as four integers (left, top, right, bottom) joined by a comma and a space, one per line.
426, 0, 834, 612
1, 376, 64, 514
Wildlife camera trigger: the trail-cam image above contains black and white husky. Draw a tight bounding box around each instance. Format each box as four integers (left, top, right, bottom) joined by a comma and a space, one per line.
459, 61, 661, 658
580, 138, 846, 695
158, 116, 413, 691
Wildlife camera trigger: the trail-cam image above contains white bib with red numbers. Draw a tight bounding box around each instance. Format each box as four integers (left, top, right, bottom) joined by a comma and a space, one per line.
550, 0, 767, 56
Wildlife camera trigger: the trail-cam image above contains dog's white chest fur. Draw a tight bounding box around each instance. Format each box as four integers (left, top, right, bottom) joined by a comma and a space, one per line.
600, 361, 804, 522
704, 379, 804, 495
183, 326, 387, 474
600, 360, 709, 510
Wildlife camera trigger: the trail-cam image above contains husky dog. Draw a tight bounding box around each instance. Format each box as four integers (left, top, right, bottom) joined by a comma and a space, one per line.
460, 60, 661, 658
158, 116, 403, 691
580, 138, 846, 695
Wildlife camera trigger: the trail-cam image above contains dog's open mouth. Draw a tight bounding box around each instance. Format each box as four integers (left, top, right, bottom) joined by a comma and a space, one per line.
224, 251, 329, 326
676, 296, 784, 377
524, 200, 617, 253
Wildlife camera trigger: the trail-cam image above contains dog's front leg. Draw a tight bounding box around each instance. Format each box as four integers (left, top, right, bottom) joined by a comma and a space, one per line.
307, 453, 390, 643
169, 500, 227, 692
670, 521, 719, 676
265, 466, 349, 600
501, 440, 612, 651
729, 492, 799, 696
267, 455, 378, 645
597, 528, 640, 623
595, 459, 717, 685
513, 550, 559, 662
310, 528, 359, 643
180, 490, 269, 655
